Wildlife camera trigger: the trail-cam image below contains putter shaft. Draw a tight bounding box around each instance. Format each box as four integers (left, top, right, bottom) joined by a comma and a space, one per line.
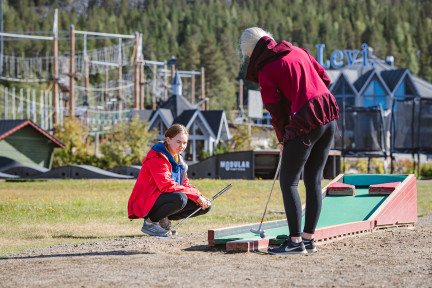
164, 184, 232, 236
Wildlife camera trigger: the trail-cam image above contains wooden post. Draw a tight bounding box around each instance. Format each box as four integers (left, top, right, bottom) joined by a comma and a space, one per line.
201, 67, 205, 110
19, 88, 23, 119
133, 32, 139, 110
85, 55, 89, 106
140, 61, 145, 110
32, 89, 36, 123
239, 79, 243, 114
118, 38, 123, 112
152, 65, 157, 111
12, 87, 15, 120
171, 61, 175, 79
52, 10, 59, 126
4, 87, 7, 120
164, 63, 168, 101
69, 24, 75, 119
191, 71, 195, 104
105, 70, 109, 110
26, 88, 30, 119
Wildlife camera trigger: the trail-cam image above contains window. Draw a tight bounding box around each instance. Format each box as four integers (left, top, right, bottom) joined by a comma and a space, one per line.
363, 80, 387, 109
332, 79, 355, 107
395, 79, 415, 99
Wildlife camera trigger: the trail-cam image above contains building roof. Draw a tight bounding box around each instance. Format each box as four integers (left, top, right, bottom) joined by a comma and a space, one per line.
0, 120, 65, 148
173, 110, 197, 126
327, 51, 432, 98
202, 110, 224, 136
380, 69, 408, 92
129, 109, 154, 122
159, 94, 197, 118
159, 108, 174, 125
412, 76, 432, 98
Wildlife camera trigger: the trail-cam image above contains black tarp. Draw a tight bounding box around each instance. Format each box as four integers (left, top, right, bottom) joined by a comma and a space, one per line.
334, 105, 387, 157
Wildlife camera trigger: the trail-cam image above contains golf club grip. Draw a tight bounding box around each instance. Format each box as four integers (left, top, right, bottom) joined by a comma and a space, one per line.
209, 184, 232, 202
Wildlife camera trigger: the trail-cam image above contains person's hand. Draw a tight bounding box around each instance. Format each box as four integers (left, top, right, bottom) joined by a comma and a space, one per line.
197, 196, 211, 209
277, 143, 283, 156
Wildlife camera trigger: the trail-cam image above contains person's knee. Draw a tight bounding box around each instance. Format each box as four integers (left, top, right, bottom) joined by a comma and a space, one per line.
171, 192, 188, 210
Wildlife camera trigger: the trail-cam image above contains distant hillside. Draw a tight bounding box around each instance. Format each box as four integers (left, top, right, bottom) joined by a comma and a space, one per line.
2, 0, 431, 112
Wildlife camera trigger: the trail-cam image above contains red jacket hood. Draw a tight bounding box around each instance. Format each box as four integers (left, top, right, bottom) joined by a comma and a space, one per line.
246, 36, 293, 83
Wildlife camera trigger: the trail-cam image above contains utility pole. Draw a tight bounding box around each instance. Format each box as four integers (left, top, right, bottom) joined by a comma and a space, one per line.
52, 9, 59, 126
133, 32, 140, 110
69, 24, 75, 118
0, 0, 3, 76
201, 67, 205, 110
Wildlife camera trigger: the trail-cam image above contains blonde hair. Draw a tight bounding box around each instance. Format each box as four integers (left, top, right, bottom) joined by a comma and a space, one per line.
164, 124, 189, 140
240, 27, 274, 58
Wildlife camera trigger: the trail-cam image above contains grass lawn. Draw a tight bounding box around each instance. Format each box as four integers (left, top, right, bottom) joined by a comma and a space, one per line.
0, 178, 431, 257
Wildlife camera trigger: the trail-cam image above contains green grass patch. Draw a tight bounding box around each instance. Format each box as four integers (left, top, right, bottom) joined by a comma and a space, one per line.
0, 178, 431, 257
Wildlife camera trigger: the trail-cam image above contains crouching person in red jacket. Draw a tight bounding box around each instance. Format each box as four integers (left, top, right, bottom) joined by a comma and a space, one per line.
128, 124, 211, 236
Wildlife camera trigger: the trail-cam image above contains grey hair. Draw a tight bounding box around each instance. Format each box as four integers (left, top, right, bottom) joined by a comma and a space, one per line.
240, 27, 274, 58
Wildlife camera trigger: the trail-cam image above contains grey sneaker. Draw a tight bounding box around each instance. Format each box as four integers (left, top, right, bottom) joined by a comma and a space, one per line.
303, 238, 317, 253
268, 239, 307, 255
159, 217, 177, 235
141, 221, 169, 236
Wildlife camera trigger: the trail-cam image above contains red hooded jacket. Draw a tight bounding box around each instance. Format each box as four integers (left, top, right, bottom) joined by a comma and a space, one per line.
128, 148, 201, 219
246, 36, 339, 143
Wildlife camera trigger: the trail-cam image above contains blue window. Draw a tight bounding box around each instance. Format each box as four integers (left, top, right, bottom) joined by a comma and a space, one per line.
363, 79, 387, 109
332, 79, 355, 107
395, 79, 415, 99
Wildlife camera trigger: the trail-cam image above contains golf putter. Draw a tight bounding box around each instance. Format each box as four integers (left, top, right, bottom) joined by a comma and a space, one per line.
158, 184, 233, 238
250, 156, 282, 239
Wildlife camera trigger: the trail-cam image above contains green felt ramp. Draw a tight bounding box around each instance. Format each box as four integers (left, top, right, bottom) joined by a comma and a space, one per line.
214, 188, 388, 245
343, 174, 407, 186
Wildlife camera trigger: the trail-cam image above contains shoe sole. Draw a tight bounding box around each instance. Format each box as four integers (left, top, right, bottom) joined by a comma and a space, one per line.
141, 228, 168, 237
306, 248, 317, 253
268, 250, 307, 255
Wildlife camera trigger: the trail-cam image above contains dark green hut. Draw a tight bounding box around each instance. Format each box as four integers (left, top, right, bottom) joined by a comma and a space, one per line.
0, 120, 64, 169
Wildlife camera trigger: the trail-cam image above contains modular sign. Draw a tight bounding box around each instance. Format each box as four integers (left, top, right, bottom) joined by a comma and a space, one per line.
315, 43, 374, 69
217, 151, 254, 179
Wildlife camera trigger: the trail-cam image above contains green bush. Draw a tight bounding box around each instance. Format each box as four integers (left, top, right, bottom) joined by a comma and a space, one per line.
53, 116, 156, 169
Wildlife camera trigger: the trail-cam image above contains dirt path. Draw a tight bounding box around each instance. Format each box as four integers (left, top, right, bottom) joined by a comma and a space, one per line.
1, 215, 431, 287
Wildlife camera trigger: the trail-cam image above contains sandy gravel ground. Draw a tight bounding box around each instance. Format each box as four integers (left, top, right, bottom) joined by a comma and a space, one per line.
1, 215, 431, 288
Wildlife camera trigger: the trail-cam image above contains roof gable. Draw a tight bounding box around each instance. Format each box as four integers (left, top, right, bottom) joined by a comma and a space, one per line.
357, 70, 392, 96
148, 108, 173, 129
353, 69, 374, 92
330, 73, 358, 96
201, 110, 224, 136
0, 120, 64, 148
160, 95, 196, 118
173, 110, 197, 126
380, 69, 408, 92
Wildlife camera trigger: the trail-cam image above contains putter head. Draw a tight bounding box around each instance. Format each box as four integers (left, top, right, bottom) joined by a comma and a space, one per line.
250, 228, 265, 237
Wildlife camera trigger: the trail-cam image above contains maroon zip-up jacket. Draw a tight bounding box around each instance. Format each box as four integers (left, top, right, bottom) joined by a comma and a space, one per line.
246, 36, 339, 143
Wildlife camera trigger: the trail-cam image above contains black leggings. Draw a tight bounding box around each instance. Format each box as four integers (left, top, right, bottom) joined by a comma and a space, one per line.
146, 192, 211, 222
280, 120, 336, 237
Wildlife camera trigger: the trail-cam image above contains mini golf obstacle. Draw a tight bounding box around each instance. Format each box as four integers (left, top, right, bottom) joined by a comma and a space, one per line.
2, 165, 49, 178
31, 165, 134, 179
208, 174, 417, 252
109, 166, 142, 178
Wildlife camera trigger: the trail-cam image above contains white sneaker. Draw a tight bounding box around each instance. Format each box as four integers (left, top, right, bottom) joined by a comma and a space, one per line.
141, 221, 169, 236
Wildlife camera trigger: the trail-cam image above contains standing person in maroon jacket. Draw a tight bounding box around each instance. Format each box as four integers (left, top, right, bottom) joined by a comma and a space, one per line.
240, 27, 339, 254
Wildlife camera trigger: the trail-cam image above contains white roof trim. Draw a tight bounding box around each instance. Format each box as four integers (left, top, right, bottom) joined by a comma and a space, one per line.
357, 70, 392, 96
185, 110, 216, 139
148, 110, 171, 129
330, 72, 360, 96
